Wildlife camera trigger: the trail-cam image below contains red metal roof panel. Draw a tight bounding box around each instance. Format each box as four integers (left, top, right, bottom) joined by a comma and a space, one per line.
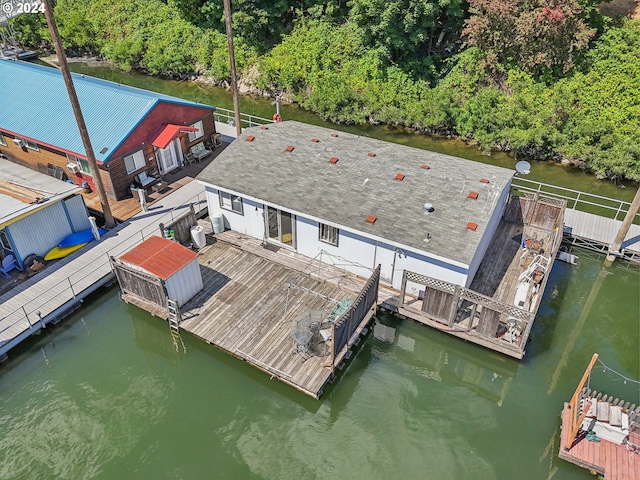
150, 124, 199, 149
119, 236, 198, 280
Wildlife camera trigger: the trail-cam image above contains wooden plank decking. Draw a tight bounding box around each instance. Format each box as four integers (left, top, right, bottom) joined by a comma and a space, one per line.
128, 237, 375, 398
559, 403, 640, 479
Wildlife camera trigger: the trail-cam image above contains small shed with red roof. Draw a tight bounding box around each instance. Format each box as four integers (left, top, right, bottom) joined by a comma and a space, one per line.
114, 236, 203, 309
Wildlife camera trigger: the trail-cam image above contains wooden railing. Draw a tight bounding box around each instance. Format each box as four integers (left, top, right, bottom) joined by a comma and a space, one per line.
512, 177, 638, 223
0, 192, 208, 343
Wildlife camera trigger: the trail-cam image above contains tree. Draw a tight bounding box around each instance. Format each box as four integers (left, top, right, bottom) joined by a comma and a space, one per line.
462, 0, 594, 76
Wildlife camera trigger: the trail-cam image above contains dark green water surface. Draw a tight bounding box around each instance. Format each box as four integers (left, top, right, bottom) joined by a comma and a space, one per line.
0, 250, 637, 479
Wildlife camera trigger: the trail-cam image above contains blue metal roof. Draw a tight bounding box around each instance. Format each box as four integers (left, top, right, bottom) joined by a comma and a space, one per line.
0, 60, 214, 162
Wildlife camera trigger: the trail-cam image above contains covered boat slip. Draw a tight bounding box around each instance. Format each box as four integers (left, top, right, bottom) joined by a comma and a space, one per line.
121, 236, 379, 399
397, 194, 565, 358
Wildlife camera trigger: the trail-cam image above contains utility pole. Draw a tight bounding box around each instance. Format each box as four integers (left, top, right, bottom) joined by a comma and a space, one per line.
42, 0, 116, 229
223, 0, 242, 137
606, 185, 640, 263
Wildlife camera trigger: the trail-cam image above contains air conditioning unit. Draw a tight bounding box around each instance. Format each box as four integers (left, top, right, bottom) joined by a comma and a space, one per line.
66, 163, 80, 173
13, 138, 25, 148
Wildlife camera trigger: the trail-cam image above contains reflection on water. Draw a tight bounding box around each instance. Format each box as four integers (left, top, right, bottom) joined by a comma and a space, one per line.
372, 316, 518, 406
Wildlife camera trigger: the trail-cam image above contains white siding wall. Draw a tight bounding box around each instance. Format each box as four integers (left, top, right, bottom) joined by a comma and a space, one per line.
206, 187, 265, 239
165, 259, 204, 307
64, 195, 92, 232
8, 201, 74, 262
205, 187, 471, 290
466, 181, 511, 286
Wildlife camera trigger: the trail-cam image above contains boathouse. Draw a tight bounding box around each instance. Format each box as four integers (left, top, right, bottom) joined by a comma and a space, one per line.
197, 121, 514, 290
113, 236, 203, 310
0, 60, 217, 201
0, 159, 91, 270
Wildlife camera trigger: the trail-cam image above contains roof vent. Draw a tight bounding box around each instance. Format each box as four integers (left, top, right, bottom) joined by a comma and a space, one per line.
366, 215, 377, 224
423, 233, 432, 243
480, 178, 490, 183
367, 152, 376, 157
395, 173, 405, 181
423, 203, 434, 214
329, 157, 338, 164
100, 147, 108, 154
331, 133, 339, 137
468, 191, 479, 199
421, 164, 430, 170
311, 138, 319, 143
246, 135, 255, 142
260, 125, 269, 130
467, 222, 478, 231
285, 145, 294, 152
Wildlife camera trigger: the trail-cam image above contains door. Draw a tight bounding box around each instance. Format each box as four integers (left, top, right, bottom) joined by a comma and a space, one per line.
266, 207, 294, 247
157, 139, 181, 174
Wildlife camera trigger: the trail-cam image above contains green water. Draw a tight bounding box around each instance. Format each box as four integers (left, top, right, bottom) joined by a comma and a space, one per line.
64, 62, 637, 202
0, 250, 638, 479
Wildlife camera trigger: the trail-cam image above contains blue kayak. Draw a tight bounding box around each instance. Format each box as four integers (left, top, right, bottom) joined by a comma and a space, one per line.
58, 228, 107, 248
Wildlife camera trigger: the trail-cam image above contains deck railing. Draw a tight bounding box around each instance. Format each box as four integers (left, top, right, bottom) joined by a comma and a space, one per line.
512, 177, 639, 223
213, 107, 273, 129
0, 192, 208, 343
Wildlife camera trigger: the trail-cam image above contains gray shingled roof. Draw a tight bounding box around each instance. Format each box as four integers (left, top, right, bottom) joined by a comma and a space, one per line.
197, 121, 514, 265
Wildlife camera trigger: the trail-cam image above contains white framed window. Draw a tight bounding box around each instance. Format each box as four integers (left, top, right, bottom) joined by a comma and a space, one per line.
124, 150, 146, 174
188, 120, 204, 142
0, 132, 6, 147
24, 139, 39, 151
319, 223, 339, 246
219, 191, 243, 215
67, 154, 91, 175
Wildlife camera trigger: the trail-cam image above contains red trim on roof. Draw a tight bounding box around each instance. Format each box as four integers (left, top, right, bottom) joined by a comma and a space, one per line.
119, 236, 197, 280
149, 124, 198, 149
0, 127, 93, 163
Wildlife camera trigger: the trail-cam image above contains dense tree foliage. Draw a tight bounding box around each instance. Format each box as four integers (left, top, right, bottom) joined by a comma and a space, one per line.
9, 1, 640, 181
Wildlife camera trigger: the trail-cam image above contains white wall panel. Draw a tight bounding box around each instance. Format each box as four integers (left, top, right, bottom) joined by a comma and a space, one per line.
64, 195, 92, 232
166, 259, 203, 307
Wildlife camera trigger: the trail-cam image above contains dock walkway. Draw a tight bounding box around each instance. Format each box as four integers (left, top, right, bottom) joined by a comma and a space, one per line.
0, 181, 207, 360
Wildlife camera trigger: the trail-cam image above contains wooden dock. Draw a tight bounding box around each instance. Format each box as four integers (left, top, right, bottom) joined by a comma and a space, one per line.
0, 180, 207, 360
559, 402, 640, 479
122, 231, 380, 398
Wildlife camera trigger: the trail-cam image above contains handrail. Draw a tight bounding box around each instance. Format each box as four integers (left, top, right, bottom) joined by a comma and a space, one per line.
214, 107, 273, 128
512, 177, 638, 222
0, 191, 208, 339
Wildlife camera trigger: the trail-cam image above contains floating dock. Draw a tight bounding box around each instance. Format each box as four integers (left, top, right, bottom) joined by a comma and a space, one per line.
118, 229, 380, 399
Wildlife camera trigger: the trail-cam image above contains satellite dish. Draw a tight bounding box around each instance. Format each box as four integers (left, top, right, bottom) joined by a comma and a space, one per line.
515, 161, 531, 175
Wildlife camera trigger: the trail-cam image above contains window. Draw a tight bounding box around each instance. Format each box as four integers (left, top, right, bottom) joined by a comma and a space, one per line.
0, 132, 6, 147
24, 139, 39, 151
319, 223, 339, 246
188, 120, 204, 142
124, 150, 146, 174
67, 154, 91, 175
219, 191, 243, 214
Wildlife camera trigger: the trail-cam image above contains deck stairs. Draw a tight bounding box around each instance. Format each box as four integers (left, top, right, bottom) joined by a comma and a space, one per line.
518, 254, 550, 284
167, 299, 186, 353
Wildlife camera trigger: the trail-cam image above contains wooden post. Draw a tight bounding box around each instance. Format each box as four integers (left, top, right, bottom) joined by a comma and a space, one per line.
565, 353, 599, 450
223, 0, 242, 137
42, 0, 116, 229
607, 186, 640, 262
399, 270, 407, 308
448, 285, 461, 326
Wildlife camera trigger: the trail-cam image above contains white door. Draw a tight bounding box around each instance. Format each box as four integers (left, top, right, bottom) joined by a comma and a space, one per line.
157, 139, 181, 174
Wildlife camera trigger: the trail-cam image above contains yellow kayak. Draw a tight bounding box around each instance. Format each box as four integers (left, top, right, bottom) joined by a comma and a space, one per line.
44, 242, 88, 261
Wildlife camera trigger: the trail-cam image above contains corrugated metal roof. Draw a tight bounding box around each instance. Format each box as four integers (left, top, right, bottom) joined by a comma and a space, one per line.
0, 60, 214, 163
119, 236, 197, 280
196, 121, 515, 265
